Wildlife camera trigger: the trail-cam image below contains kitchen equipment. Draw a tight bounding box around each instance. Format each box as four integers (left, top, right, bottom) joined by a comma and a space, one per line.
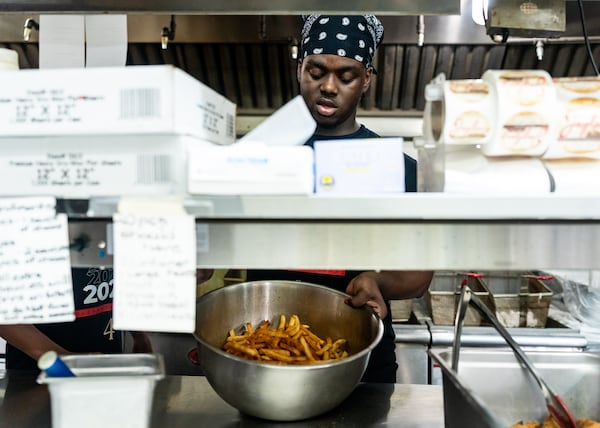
474, 272, 553, 328
37, 353, 164, 428
451, 284, 471, 371
194, 280, 384, 421
390, 298, 414, 322
451, 285, 577, 428
430, 348, 600, 428
427, 271, 493, 326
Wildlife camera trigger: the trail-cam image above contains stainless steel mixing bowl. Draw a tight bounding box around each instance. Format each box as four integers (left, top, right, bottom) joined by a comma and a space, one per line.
194, 280, 384, 421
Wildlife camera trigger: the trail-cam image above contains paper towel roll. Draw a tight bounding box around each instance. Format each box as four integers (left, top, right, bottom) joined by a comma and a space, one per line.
482, 70, 557, 157
423, 78, 495, 145
443, 146, 551, 194
544, 76, 600, 159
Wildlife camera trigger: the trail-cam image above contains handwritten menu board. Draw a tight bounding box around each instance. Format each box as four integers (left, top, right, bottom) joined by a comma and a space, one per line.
0, 197, 74, 324
112, 212, 197, 333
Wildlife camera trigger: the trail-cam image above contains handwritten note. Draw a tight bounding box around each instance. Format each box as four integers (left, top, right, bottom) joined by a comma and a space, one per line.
112, 213, 197, 333
0, 197, 74, 324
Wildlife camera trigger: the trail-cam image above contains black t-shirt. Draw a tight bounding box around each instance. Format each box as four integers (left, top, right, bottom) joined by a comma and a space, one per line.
6, 267, 122, 370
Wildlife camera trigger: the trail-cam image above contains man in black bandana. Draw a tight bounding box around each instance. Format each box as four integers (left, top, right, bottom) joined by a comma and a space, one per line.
298, 14, 417, 191
247, 15, 433, 383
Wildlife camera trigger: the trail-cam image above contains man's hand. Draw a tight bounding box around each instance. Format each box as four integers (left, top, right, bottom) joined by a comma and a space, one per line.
345, 272, 388, 318
345, 270, 433, 319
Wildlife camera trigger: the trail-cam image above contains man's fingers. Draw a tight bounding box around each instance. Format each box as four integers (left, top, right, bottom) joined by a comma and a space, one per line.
345, 295, 388, 319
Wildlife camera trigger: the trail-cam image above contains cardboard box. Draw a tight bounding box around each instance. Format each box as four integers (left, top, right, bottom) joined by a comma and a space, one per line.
314, 138, 405, 194
0, 134, 195, 198
187, 142, 314, 195
0, 65, 236, 145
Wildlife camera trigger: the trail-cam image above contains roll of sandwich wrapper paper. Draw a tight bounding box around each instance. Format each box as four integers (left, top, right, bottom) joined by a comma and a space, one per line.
423, 74, 496, 145
544, 76, 600, 159
38, 350, 76, 377
481, 69, 557, 157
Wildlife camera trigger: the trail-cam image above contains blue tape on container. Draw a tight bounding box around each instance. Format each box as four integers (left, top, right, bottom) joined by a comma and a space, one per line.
38, 351, 76, 377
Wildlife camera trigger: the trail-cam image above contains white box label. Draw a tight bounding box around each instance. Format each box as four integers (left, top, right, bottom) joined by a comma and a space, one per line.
0, 152, 173, 197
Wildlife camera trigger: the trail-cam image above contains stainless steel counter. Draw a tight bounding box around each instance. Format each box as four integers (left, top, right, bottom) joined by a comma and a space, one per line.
0, 372, 444, 428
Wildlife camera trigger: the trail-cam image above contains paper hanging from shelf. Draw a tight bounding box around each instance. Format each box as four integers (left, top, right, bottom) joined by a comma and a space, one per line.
0, 196, 74, 324
112, 197, 197, 333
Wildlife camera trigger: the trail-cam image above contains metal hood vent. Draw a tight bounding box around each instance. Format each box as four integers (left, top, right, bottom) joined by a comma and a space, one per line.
1, 1, 599, 116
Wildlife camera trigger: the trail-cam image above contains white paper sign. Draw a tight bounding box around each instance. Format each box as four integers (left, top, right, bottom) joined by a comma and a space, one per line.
0, 197, 74, 324
112, 213, 197, 333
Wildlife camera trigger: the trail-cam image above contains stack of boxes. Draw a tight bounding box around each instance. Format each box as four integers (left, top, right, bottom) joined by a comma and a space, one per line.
0, 65, 236, 199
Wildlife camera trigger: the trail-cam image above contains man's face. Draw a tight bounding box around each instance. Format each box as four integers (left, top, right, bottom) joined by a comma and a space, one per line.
297, 54, 372, 136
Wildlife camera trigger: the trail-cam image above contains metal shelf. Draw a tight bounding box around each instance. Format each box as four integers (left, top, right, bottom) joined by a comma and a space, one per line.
66, 194, 600, 270
0, 0, 459, 15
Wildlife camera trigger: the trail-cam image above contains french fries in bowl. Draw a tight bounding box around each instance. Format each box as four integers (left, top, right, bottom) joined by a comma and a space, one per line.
194, 280, 384, 421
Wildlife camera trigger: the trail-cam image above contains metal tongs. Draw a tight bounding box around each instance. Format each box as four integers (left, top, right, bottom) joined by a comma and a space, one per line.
452, 284, 578, 428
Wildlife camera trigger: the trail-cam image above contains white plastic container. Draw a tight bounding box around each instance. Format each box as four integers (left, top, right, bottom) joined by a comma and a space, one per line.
37, 353, 165, 428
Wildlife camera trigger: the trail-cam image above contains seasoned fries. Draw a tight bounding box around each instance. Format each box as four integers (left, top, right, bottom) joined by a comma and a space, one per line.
511, 417, 600, 428
223, 314, 350, 365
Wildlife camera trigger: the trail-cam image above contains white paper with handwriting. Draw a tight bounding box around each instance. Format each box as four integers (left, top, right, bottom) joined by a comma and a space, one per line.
112, 211, 197, 333
0, 197, 74, 324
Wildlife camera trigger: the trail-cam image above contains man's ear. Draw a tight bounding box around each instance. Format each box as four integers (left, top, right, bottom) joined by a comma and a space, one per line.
296, 59, 303, 83
362, 67, 373, 94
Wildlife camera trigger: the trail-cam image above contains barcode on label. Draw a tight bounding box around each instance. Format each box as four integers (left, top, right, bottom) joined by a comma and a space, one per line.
226, 113, 235, 138
136, 155, 171, 184
120, 88, 161, 119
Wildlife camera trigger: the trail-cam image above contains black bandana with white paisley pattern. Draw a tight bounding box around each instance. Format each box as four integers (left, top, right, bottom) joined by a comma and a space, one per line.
301, 15, 384, 69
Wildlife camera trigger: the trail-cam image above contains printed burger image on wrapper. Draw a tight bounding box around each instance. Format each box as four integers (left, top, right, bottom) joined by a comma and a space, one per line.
481, 70, 557, 157
544, 76, 600, 159
423, 76, 496, 145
